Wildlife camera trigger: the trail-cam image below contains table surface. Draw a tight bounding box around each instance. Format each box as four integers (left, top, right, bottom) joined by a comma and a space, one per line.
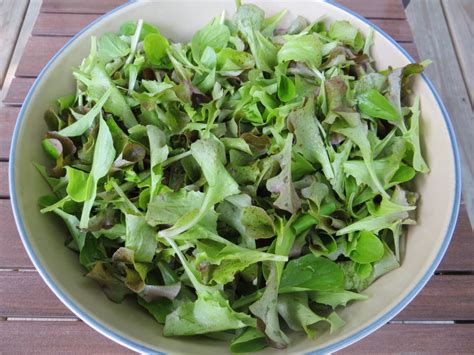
1, 0, 473, 353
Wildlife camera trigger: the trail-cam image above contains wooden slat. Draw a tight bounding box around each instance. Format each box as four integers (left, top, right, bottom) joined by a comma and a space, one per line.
0, 0, 29, 85
338, 0, 406, 19
0, 163, 8, 197
41, 0, 126, 15
2, 77, 34, 106
16, 35, 69, 78
40, 0, 406, 19
394, 275, 474, 321
371, 19, 413, 42
33, 13, 99, 36
439, 205, 474, 271
0, 106, 18, 160
0, 200, 33, 268
338, 324, 474, 353
406, 0, 474, 225
0, 271, 71, 317
0, 320, 133, 353
442, 0, 474, 106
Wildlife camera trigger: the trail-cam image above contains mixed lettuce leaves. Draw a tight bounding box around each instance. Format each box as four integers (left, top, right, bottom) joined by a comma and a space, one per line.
37, 2, 429, 352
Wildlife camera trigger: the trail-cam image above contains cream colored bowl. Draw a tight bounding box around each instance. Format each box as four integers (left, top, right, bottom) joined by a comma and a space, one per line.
9, 0, 461, 353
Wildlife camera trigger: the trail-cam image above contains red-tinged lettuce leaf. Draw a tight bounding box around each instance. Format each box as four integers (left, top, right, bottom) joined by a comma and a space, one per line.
86, 262, 132, 303
266, 134, 301, 214
288, 97, 334, 180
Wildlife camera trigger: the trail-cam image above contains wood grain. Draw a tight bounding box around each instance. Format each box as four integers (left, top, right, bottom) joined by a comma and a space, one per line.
0, 200, 33, 269
338, 323, 474, 354
33, 13, 98, 36
438, 205, 474, 271
406, 0, 474, 226
0, 106, 18, 160
39, 0, 406, 19
16, 35, 69, 78
0, 271, 71, 317
0, 163, 8, 197
2, 77, 34, 106
442, 0, 474, 107
0, 0, 29, 86
0, 320, 133, 353
40, 0, 126, 15
394, 275, 474, 321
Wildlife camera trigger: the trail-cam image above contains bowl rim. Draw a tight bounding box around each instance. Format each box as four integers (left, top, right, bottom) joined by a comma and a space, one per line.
9, 0, 462, 353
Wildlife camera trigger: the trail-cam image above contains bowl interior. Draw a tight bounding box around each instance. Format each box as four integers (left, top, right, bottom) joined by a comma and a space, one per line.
11, 0, 458, 353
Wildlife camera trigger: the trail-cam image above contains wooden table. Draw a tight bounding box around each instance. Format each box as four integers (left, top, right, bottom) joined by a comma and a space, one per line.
1, 0, 473, 353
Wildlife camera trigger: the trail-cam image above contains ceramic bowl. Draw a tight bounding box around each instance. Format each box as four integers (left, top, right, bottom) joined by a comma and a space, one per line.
9, 0, 461, 353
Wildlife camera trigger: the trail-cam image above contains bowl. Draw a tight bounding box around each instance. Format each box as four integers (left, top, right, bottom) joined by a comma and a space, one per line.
9, 0, 461, 353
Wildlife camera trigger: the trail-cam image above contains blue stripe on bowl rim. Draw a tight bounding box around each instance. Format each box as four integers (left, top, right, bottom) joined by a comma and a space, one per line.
8, 0, 461, 354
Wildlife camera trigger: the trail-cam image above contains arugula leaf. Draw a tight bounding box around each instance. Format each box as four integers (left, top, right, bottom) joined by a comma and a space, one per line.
249, 265, 289, 349
79, 118, 116, 228
58, 88, 111, 137
336, 196, 415, 235
146, 125, 169, 200
357, 89, 399, 121
87, 63, 138, 128
405, 96, 429, 173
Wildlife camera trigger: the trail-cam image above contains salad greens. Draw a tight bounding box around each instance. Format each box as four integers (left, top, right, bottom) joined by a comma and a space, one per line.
37, 1, 429, 352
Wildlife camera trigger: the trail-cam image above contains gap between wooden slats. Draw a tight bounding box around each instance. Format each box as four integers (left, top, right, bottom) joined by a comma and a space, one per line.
38, 0, 406, 20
